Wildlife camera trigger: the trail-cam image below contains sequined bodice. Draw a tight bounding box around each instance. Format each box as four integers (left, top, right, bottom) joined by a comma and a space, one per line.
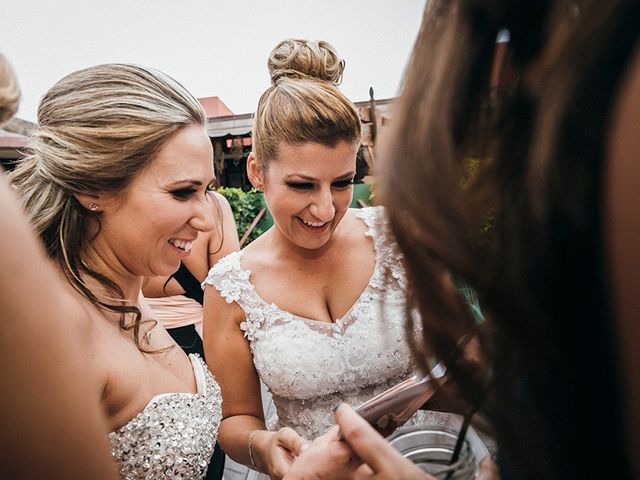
109, 354, 222, 479
204, 207, 417, 439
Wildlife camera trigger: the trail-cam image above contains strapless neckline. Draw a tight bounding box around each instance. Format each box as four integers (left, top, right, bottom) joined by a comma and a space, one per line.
110, 353, 206, 433
108, 353, 222, 479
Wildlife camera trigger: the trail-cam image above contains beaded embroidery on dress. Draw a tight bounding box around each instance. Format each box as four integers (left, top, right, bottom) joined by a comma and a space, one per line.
205, 206, 446, 440
109, 354, 222, 479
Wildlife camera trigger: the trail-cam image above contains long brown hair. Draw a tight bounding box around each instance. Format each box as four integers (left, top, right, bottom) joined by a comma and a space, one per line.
9, 64, 206, 349
380, 1, 638, 477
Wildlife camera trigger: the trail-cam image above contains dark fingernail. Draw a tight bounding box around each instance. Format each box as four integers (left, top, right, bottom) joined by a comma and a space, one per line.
332, 402, 342, 413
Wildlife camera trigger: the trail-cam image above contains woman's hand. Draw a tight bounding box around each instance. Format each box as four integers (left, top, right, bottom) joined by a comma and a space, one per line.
284, 426, 361, 479
256, 427, 308, 479
335, 403, 500, 480
334, 403, 433, 480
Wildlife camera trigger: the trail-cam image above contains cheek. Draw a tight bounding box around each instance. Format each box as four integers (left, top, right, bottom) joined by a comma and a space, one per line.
265, 190, 298, 215
335, 188, 353, 208
150, 202, 192, 227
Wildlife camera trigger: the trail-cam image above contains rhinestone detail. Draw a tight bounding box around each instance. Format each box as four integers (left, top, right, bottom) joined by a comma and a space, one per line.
109, 354, 221, 479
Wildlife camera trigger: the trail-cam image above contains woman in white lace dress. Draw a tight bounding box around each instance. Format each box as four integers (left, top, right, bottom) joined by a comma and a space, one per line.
202, 39, 436, 479
9, 64, 223, 480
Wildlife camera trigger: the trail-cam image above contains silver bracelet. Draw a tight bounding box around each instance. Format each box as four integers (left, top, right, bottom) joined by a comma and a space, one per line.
248, 430, 262, 472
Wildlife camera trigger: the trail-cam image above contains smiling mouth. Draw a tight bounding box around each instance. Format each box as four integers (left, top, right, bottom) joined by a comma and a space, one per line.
298, 217, 330, 229
168, 238, 193, 251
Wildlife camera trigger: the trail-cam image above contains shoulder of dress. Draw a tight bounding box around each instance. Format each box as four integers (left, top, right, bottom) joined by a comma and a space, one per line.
189, 354, 222, 398
202, 251, 247, 288
355, 205, 386, 229
355, 205, 394, 246
358, 206, 408, 291
201, 250, 257, 310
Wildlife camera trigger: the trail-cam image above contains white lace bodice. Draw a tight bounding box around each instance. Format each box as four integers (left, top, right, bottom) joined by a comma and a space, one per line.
109, 354, 222, 479
204, 207, 419, 439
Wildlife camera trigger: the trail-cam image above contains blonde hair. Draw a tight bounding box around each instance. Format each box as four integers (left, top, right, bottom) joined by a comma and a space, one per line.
0, 53, 20, 125
253, 39, 361, 167
9, 63, 206, 349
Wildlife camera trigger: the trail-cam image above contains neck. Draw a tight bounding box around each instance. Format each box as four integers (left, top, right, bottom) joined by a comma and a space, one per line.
79, 246, 143, 306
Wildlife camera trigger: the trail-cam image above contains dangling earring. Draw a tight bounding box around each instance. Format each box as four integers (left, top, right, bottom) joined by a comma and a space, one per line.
89, 202, 99, 211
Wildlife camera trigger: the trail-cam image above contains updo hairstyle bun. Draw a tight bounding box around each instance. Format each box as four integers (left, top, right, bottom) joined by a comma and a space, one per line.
268, 39, 345, 86
253, 38, 361, 167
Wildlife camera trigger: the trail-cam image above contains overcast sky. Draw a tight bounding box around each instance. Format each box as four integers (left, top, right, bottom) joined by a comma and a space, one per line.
2, 0, 427, 123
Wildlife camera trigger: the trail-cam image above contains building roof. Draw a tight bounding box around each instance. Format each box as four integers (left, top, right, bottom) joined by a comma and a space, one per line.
204, 97, 396, 141
0, 120, 32, 160
0, 135, 29, 148
198, 96, 234, 118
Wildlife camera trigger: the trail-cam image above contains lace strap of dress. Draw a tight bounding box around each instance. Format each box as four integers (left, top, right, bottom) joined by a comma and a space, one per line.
202, 251, 266, 339
356, 206, 407, 291
203, 252, 246, 300
356, 206, 385, 249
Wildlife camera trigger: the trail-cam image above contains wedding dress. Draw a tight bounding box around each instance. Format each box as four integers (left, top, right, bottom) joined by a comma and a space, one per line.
204, 206, 443, 440
109, 354, 222, 479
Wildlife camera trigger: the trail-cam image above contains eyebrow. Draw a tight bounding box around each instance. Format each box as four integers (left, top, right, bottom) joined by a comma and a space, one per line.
285, 171, 356, 181
168, 177, 215, 187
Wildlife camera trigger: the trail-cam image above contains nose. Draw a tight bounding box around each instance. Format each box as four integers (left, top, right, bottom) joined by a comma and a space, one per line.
189, 193, 215, 233
309, 188, 335, 222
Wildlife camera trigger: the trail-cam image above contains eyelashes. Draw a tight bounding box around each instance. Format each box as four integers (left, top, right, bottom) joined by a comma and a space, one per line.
285, 179, 354, 191
332, 179, 355, 188
171, 188, 197, 199
286, 182, 313, 190
171, 183, 215, 200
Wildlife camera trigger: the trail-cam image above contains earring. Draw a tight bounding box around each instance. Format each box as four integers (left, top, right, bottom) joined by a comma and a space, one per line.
89, 202, 99, 211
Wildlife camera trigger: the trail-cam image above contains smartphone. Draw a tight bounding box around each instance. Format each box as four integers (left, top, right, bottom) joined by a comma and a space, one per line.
354, 363, 447, 434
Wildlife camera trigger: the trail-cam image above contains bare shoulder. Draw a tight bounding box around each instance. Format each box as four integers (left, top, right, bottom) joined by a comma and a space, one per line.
341, 207, 376, 243
211, 191, 240, 246
62, 290, 114, 381
605, 40, 640, 476
57, 285, 96, 338
203, 258, 248, 331
606, 42, 640, 318
204, 280, 247, 325
210, 190, 232, 212
237, 226, 274, 268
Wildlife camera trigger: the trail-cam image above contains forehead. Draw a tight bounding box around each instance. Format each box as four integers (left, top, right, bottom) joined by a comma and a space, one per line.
136, 125, 214, 182
271, 140, 358, 174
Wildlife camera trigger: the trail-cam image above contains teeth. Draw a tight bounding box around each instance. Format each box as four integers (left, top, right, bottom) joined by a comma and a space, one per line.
169, 239, 193, 251
301, 219, 326, 228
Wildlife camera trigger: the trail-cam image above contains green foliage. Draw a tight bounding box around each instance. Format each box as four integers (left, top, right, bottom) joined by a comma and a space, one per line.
351, 182, 372, 208
216, 187, 266, 245
368, 184, 376, 205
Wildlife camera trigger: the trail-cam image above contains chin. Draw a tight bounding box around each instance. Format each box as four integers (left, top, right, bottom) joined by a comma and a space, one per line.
296, 236, 331, 251
153, 261, 181, 277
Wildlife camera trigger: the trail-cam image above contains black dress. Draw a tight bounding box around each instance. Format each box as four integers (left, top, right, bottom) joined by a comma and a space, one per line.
168, 262, 225, 480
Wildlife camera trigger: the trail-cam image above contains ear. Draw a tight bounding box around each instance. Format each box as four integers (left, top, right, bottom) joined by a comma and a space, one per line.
73, 192, 102, 212
246, 152, 265, 191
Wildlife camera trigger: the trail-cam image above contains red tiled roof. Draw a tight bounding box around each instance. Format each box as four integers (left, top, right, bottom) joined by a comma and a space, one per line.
0, 135, 29, 148
197, 97, 234, 118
